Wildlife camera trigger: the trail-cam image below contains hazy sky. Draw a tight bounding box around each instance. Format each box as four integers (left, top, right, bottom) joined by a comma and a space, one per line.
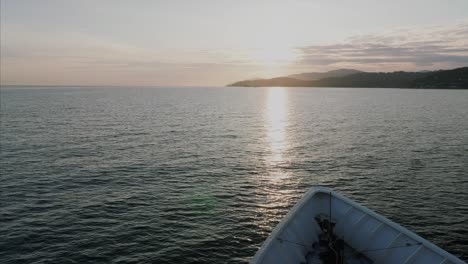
1, 0, 468, 86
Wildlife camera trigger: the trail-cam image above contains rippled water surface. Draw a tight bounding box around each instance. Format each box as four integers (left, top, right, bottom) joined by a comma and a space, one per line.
1, 87, 467, 263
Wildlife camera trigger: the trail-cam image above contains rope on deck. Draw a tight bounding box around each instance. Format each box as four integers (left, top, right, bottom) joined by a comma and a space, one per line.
360, 242, 422, 253
276, 237, 314, 248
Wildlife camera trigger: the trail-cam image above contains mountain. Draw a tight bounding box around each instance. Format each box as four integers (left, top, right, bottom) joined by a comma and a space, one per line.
311, 71, 431, 88
410, 67, 468, 88
228, 67, 468, 88
226, 77, 311, 87
288, 69, 362, 81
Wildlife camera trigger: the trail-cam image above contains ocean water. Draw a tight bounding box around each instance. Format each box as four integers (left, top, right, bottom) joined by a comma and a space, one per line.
0, 86, 467, 263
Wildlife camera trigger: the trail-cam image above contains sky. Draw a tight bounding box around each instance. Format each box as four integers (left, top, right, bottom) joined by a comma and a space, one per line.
1, 0, 468, 86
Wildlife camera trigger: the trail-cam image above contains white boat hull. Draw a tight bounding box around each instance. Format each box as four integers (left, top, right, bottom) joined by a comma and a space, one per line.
251, 186, 465, 264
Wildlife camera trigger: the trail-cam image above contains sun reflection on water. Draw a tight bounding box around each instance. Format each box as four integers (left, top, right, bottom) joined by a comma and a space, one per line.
255, 87, 308, 236
254, 87, 292, 232
265, 87, 289, 175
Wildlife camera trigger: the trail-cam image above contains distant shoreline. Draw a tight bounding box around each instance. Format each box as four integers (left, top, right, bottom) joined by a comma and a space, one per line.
228, 67, 468, 89
2, 65, 468, 90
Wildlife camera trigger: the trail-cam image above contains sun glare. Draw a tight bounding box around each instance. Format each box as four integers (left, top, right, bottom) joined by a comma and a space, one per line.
250, 46, 297, 66
248, 46, 298, 78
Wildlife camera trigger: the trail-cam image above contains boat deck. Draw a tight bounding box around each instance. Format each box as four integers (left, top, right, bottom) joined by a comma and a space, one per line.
303, 214, 373, 264
305, 243, 373, 264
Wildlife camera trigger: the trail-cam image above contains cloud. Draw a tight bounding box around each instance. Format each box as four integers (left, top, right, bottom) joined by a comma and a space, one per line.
2, 22, 468, 86
0, 28, 260, 86
296, 22, 468, 71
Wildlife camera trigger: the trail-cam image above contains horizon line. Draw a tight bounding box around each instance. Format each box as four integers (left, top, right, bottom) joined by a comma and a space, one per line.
0, 84, 229, 88
2, 65, 466, 88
